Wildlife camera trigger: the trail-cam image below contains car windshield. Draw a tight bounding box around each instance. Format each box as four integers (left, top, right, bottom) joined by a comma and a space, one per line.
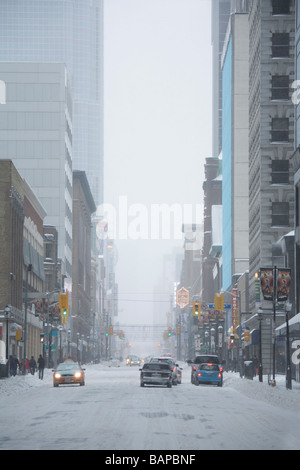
143, 363, 170, 371
199, 364, 220, 371
56, 362, 81, 371
150, 357, 173, 364
194, 356, 219, 364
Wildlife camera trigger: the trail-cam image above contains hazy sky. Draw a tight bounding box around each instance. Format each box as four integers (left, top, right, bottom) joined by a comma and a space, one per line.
103, 0, 212, 328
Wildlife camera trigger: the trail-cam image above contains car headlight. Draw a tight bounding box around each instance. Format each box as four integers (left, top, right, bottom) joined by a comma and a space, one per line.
54, 373, 61, 379
75, 372, 82, 378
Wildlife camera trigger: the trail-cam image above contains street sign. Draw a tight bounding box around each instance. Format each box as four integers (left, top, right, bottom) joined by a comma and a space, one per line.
176, 287, 189, 309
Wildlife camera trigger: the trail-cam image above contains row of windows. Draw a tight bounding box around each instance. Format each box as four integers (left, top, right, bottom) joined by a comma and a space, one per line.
251, 1, 292, 231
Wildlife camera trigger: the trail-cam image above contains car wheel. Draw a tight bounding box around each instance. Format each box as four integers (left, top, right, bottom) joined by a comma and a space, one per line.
218, 381, 223, 387
53, 383, 58, 387
195, 380, 199, 386
140, 381, 144, 387
167, 382, 172, 388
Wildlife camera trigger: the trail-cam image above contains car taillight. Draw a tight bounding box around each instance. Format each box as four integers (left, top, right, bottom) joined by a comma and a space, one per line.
218, 373, 222, 378
173, 366, 176, 372
192, 366, 196, 371
219, 366, 223, 372
207, 363, 212, 366
197, 372, 201, 377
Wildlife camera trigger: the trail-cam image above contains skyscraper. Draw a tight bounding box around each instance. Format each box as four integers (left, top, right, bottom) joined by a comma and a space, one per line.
0, 62, 73, 278
211, 0, 231, 157
0, 0, 104, 206
248, 0, 295, 311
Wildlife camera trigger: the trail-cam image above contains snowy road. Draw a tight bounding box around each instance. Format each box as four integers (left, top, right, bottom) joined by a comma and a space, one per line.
1, 363, 300, 450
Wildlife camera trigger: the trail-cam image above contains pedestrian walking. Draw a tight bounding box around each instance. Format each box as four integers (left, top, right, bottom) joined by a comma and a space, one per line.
9, 355, 19, 376
37, 354, 45, 379
29, 356, 37, 375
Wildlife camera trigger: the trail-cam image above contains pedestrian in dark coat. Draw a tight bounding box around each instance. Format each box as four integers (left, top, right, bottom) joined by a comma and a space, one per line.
37, 354, 45, 379
29, 356, 37, 375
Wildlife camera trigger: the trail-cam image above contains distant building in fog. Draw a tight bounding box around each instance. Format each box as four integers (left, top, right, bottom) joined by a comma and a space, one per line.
0, 0, 104, 206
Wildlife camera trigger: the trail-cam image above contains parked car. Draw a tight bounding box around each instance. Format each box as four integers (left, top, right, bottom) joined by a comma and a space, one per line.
53, 362, 85, 387
194, 363, 223, 387
140, 361, 172, 388
149, 357, 182, 385
188, 355, 221, 384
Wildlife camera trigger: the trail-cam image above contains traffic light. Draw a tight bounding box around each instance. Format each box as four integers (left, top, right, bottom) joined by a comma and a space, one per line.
59, 292, 69, 321
193, 302, 200, 317
244, 330, 250, 342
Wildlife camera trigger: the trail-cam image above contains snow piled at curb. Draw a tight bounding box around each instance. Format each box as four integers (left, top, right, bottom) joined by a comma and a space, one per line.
0, 369, 53, 397
224, 372, 300, 412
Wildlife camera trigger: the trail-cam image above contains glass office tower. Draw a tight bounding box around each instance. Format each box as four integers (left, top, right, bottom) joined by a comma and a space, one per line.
0, 0, 104, 206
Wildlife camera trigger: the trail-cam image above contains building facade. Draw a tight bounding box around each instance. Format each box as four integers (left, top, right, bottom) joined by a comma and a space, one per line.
0, 62, 73, 281
0, 0, 104, 206
0, 160, 46, 369
292, 0, 300, 313
221, 11, 250, 293
212, 0, 231, 157
72, 171, 96, 360
248, 0, 295, 312
202, 157, 222, 304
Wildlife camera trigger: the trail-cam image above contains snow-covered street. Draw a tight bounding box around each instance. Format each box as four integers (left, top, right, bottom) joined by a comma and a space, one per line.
1, 362, 300, 450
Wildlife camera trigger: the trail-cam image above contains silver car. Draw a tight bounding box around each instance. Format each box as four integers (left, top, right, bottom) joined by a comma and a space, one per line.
149, 356, 180, 385
140, 362, 172, 388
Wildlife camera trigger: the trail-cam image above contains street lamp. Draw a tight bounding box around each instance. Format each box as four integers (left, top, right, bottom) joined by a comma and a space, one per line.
4, 305, 11, 362
257, 308, 263, 382
76, 332, 80, 362
285, 302, 292, 390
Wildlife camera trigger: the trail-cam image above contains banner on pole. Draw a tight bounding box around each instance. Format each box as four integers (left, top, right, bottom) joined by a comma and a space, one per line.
277, 268, 291, 302
260, 268, 274, 301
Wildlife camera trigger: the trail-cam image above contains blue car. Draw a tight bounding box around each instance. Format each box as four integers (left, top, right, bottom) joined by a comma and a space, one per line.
194, 363, 223, 387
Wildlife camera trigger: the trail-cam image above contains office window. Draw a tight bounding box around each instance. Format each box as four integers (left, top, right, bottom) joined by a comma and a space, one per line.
271, 118, 289, 142
272, 33, 290, 57
271, 75, 289, 100
271, 160, 289, 184
272, 0, 290, 15
272, 202, 289, 226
